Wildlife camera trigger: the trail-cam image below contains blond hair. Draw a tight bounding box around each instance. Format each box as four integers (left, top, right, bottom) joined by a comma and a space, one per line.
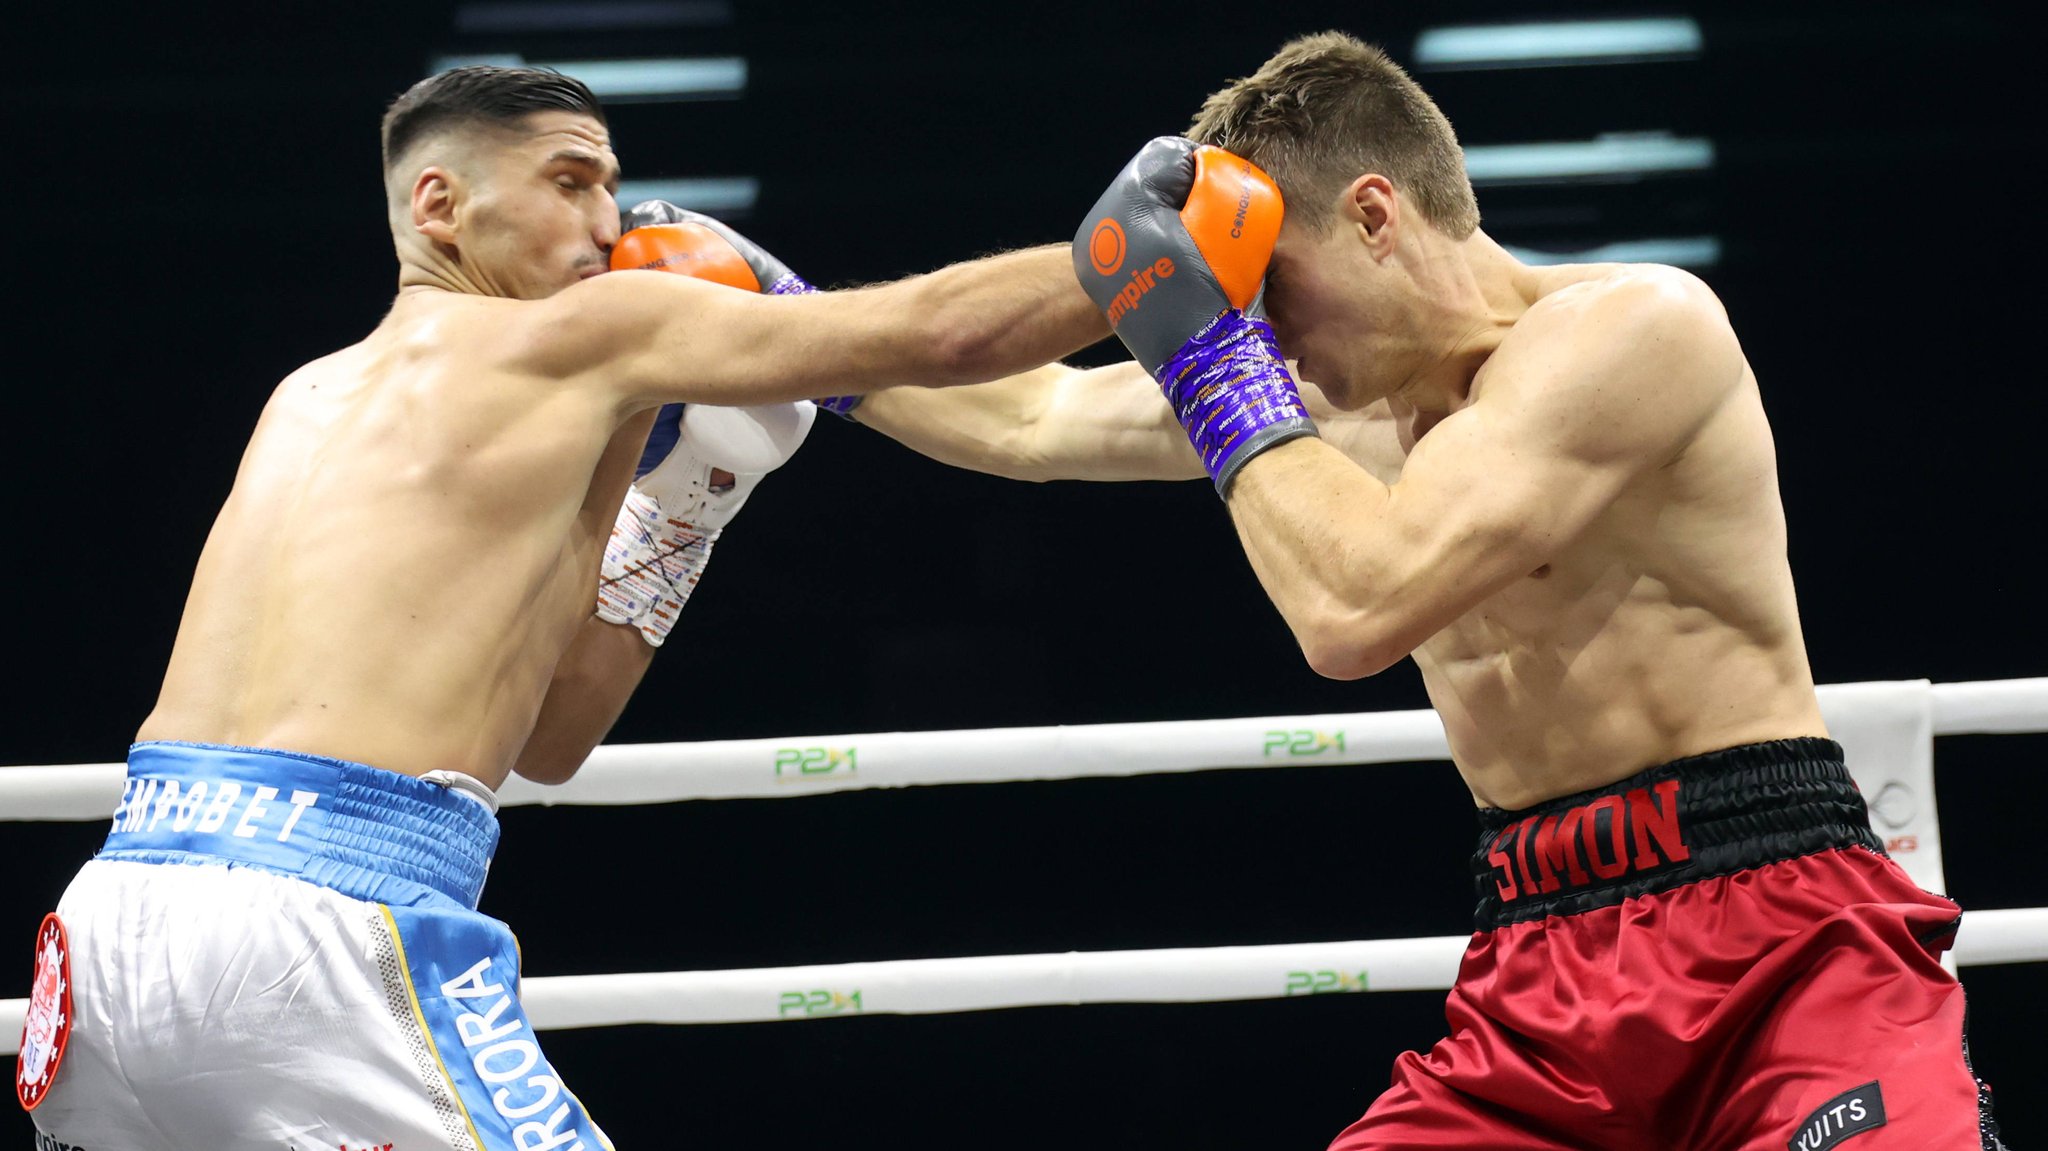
1189, 31, 1479, 238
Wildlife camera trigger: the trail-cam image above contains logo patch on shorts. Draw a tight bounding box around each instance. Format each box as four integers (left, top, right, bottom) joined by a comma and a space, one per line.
16, 914, 74, 1111
1790, 1081, 1886, 1151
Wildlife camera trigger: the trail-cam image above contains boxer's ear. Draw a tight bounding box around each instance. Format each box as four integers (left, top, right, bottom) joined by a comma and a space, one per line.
1339, 174, 1399, 257
412, 165, 461, 245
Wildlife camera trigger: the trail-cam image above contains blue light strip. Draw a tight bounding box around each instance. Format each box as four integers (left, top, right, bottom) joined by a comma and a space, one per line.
1503, 237, 1722, 269
453, 1, 733, 33
616, 177, 760, 216
1463, 134, 1714, 186
1414, 18, 1702, 70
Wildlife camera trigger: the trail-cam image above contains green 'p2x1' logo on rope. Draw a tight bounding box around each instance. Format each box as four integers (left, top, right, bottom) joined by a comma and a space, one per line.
1285, 969, 1368, 996
1264, 730, 1346, 757
779, 989, 863, 1017
774, 746, 857, 780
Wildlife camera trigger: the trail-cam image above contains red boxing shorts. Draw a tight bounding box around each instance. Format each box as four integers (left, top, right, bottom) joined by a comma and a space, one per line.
1328, 738, 2008, 1151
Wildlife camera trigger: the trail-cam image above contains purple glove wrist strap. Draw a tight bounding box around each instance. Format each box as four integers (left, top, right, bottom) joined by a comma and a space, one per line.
1156, 311, 1317, 493
768, 272, 815, 296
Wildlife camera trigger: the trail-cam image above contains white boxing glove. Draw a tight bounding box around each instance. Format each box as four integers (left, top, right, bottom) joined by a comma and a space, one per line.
655, 400, 817, 526
595, 401, 816, 646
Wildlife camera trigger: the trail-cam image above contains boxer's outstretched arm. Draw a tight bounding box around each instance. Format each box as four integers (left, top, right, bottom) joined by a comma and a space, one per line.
535, 245, 1108, 410
855, 361, 1199, 481
1227, 273, 1741, 679
852, 362, 1396, 483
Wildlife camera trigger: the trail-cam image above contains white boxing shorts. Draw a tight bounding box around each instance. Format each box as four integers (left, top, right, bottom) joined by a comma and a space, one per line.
19, 741, 612, 1151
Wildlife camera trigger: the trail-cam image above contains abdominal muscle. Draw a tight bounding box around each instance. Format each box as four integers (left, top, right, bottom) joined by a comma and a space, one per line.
1416, 570, 1827, 811
1370, 350, 1831, 810
137, 325, 630, 790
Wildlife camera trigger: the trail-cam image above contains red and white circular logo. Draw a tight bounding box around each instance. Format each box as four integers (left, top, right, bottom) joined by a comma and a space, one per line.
16, 914, 73, 1111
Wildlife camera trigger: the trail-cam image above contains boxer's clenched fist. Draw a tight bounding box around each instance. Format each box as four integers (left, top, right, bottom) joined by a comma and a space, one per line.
596, 401, 816, 647
612, 200, 815, 296
1072, 137, 1280, 372
1073, 138, 1316, 493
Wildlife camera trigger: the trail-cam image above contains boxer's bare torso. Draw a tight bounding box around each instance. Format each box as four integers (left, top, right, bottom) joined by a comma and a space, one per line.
133, 99, 1108, 792
1379, 262, 1826, 809
1234, 252, 1828, 809
137, 292, 650, 790
856, 258, 1825, 811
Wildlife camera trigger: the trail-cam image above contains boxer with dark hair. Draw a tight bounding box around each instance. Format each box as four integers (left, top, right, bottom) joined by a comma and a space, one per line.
19, 64, 1103, 1148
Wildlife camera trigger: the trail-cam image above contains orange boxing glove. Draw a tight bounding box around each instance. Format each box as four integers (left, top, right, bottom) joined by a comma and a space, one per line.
612, 200, 865, 419
611, 200, 814, 295
1072, 137, 1309, 494
1072, 137, 1284, 374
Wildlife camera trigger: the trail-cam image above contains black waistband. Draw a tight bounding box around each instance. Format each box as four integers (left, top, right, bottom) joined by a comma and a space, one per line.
1470, 738, 1882, 930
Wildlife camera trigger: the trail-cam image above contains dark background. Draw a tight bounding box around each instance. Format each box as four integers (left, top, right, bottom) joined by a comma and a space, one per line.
6, 0, 2040, 1147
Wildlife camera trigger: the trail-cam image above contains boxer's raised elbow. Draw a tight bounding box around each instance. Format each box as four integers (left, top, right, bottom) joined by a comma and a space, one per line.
1295, 610, 1406, 681
511, 753, 587, 787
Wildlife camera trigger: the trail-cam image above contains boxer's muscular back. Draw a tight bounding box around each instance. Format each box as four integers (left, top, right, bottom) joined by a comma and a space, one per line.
138, 294, 642, 788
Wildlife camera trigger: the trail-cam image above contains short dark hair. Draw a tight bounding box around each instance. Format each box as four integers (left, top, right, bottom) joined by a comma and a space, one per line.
381, 65, 606, 173
1188, 32, 1479, 239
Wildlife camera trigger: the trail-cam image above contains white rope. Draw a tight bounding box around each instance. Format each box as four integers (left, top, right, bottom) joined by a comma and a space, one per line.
2, 906, 2042, 1052
1932, 677, 2048, 734
0, 763, 124, 822
3, 679, 2042, 1055
4, 678, 2042, 820
519, 935, 1471, 1030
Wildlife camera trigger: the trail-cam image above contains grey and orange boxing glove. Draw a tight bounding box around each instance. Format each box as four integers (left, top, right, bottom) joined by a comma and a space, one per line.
1073, 137, 1313, 494
613, 199, 817, 295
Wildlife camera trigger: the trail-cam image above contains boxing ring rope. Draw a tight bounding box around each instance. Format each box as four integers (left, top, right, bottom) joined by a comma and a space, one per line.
9, 679, 2044, 818
4, 678, 2044, 1048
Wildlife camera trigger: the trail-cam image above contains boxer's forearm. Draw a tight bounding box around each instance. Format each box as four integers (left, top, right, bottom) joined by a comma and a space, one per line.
513, 616, 656, 785
573, 246, 1105, 410
1224, 438, 1414, 681
884, 245, 1109, 389
856, 360, 1203, 482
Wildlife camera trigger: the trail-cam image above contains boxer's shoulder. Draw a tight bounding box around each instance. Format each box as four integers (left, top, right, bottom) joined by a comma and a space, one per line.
367, 291, 549, 380
1463, 266, 1745, 469
301, 294, 621, 441
1492, 265, 1737, 398
1524, 262, 1721, 327
507, 268, 748, 393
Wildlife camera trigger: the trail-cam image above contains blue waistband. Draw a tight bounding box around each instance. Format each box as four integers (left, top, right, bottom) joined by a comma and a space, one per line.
98, 742, 500, 910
